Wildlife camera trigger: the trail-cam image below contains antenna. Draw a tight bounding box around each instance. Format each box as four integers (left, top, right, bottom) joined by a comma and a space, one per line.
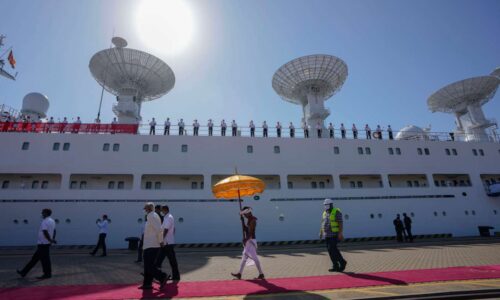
272, 54, 348, 128
89, 37, 175, 124
427, 68, 500, 142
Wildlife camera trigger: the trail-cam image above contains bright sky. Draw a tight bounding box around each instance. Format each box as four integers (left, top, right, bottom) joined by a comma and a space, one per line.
1, 0, 499, 132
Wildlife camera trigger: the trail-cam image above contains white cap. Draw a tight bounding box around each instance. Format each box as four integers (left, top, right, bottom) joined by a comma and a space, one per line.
323, 198, 334, 205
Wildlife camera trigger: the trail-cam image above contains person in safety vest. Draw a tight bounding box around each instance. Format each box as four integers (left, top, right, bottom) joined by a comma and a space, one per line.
319, 198, 347, 272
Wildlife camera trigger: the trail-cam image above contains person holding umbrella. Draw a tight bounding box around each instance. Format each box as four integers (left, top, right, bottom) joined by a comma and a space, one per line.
231, 207, 264, 280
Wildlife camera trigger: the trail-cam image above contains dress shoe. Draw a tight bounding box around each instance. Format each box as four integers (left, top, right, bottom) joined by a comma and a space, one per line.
159, 273, 168, 288
328, 267, 339, 272
338, 260, 347, 272
36, 275, 51, 279
16, 269, 26, 278
257, 274, 265, 280
137, 285, 153, 290
230, 272, 241, 280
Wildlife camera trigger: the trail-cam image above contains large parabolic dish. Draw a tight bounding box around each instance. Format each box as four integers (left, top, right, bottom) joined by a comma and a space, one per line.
272, 54, 348, 105
89, 41, 175, 101
427, 76, 499, 113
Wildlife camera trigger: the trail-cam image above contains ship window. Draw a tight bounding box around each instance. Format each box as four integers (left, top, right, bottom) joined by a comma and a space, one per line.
445, 148, 450, 156
379, 180, 383, 187
113, 143, 120, 152
350, 181, 355, 188
79, 181, 87, 189
357, 147, 363, 155
154, 182, 161, 189
22, 142, 30, 150
53, 142, 60, 151
137, 218, 143, 224
70, 181, 77, 189
357, 181, 363, 188
407, 180, 413, 187
417, 148, 423, 155
41, 181, 48, 189
31, 181, 39, 189
191, 182, 198, 189
410, 212, 415, 217
334, 146, 340, 154
65, 218, 71, 224
472, 149, 477, 156
388, 148, 394, 155
287, 182, 293, 189
414, 181, 420, 187
311, 182, 317, 189
117, 181, 124, 189
1, 180, 9, 189
396, 148, 401, 155
152, 144, 159, 152
274, 146, 280, 154
365, 147, 371, 155
108, 181, 115, 189
452, 149, 457, 156
103, 143, 110, 151
319, 182, 325, 189
142, 144, 149, 152
479, 149, 484, 156
424, 148, 430, 155
178, 217, 184, 223
200, 181, 204, 189
63, 143, 70, 151
145, 181, 152, 189
247, 145, 253, 153
181, 144, 188, 152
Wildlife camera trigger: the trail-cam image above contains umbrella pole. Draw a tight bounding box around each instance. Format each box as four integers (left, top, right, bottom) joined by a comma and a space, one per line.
237, 188, 245, 241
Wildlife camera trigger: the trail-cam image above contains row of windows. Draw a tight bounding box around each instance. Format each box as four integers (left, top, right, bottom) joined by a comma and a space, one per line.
144, 181, 204, 190
434, 179, 471, 187
69, 181, 126, 189
1, 180, 50, 189
20, 142, 496, 157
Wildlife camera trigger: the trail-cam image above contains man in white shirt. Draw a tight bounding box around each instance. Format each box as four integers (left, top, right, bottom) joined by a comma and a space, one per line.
178, 119, 185, 135
207, 119, 214, 136
302, 121, 309, 138
156, 205, 180, 281
193, 119, 200, 136
352, 124, 358, 139
231, 120, 238, 136
17, 208, 56, 279
340, 123, 346, 139
139, 202, 167, 289
276, 122, 282, 138
60, 117, 68, 133
316, 121, 322, 138
249, 120, 255, 137
164, 118, 170, 135
289, 122, 295, 138
73, 116, 82, 134
262, 121, 268, 137
149, 118, 156, 135
328, 123, 334, 138
111, 117, 118, 134
387, 125, 393, 140
221, 119, 227, 136
90, 214, 109, 257
365, 124, 371, 139
375, 125, 382, 140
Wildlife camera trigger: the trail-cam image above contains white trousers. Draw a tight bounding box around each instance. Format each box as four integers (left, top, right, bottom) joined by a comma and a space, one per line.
239, 239, 263, 274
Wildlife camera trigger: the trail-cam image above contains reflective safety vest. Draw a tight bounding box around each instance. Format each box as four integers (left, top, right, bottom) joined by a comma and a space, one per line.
323, 208, 340, 233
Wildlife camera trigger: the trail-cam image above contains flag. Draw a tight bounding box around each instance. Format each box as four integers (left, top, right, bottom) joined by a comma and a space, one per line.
8, 50, 16, 69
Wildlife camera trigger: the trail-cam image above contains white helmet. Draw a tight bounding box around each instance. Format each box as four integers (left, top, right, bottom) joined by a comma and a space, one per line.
323, 198, 334, 205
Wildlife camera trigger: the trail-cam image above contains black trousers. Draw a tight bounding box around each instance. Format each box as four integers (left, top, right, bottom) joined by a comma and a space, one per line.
329, 130, 334, 138
137, 237, 143, 262
232, 127, 237, 136
164, 126, 170, 135
263, 128, 268, 137
156, 245, 180, 280
353, 131, 358, 139
179, 127, 184, 135
396, 229, 404, 242
304, 129, 309, 138
150, 126, 155, 135
405, 227, 414, 242
317, 129, 322, 138
366, 131, 371, 139
290, 129, 294, 138
194, 127, 199, 136
389, 132, 393, 140
250, 128, 255, 137
143, 247, 166, 286
91, 233, 107, 255
21, 244, 51, 276
208, 127, 213, 136
277, 128, 281, 137
221, 128, 226, 136
325, 237, 345, 268
341, 130, 345, 139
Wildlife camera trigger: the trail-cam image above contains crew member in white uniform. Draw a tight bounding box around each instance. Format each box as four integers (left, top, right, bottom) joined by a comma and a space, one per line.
90, 214, 109, 257
17, 208, 56, 279
149, 118, 156, 135
231, 120, 238, 136
276, 121, 282, 138
193, 119, 200, 136
289, 122, 295, 138
231, 207, 265, 280
156, 205, 180, 281
302, 121, 309, 138
178, 119, 185, 135
328, 122, 334, 138
262, 121, 268, 137
221, 119, 227, 136
164, 118, 170, 135
316, 121, 322, 138
207, 119, 214, 136
249, 120, 255, 137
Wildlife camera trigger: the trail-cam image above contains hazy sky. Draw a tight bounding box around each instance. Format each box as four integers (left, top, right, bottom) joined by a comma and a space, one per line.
1, 0, 499, 132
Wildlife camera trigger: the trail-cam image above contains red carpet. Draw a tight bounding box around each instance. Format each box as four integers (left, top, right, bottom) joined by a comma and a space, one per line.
1, 265, 500, 300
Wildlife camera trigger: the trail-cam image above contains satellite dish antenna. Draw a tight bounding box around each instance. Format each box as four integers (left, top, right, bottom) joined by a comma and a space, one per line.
272, 54, 348, 129
427, 72, 500, 142
89, 37, 175, 124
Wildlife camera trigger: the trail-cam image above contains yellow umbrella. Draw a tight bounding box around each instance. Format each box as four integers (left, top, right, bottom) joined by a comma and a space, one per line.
212, 174, 266, 238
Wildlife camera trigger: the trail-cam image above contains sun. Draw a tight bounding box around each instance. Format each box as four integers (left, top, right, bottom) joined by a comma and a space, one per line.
135, 0, 195, 56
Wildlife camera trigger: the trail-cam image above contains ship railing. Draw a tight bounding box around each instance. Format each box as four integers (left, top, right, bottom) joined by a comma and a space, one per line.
2, 121, 499, 143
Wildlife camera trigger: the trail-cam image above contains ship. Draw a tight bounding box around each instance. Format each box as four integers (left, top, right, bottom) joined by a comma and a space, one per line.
1, 38, 499, 248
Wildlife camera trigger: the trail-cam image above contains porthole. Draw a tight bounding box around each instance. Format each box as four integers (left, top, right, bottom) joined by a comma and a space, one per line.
442, 211, 446, 216
13, 219, 19, 224
465, 210, 469, 215
55, 219, 60, 224
370, 214, 374, 219
494, 210, 498, 215
279, 214, 285, 221
181, 144, 188, 153
462, 192, 467, 197
344, 214, 349, 220
178, 217, 184, 223
65, 218, 71, 224
273, 146, 280, 154
410, 212, 415, 217
377, 213, 382, 218
433, 211, 438, 217
137, 218, 143, 224
23, 219, 28, 224
471, 210, 476, 215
